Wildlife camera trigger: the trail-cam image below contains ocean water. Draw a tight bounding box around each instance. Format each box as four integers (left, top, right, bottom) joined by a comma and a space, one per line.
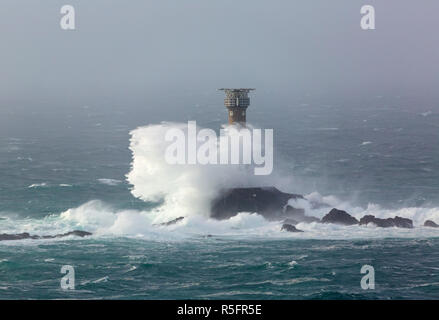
1, 95, 439, 299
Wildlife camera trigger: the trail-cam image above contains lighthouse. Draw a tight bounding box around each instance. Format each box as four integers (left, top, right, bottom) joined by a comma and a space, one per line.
219, 88, 255, 125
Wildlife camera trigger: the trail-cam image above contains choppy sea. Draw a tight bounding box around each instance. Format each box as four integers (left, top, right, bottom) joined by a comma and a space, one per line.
1, 96, 438, 299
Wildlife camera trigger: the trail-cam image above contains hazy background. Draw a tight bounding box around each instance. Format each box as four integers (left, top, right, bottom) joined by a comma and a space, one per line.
1, 0, 439, 210
1, 0, 438, 109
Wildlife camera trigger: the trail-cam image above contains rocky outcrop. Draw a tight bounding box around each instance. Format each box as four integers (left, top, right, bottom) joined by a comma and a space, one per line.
0, 230, 92, 241
321, 208, 359, 226
359, 215, 413, 228
281, 224, 304, 233
210, 187, 303, 220
424, 220, 439, 228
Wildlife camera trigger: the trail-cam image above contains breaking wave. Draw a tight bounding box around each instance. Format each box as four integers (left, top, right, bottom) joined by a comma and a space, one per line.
1, 198, 439, 242
2, 123, 439, 242
126, 122, 277, 222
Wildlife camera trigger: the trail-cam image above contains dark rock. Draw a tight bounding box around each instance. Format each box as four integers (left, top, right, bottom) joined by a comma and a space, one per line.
0, 232, 38, 241
211, 187, 303, 220
0, 230, 92, 241
393, 216, 414, 228
360, 215, 393, 228
156, 217, 185, 226
53, 230, 92, 238
424, 220, 439, 228
281, 224, 304, 232
359, 215, 413, 228
321, 208, 359, 226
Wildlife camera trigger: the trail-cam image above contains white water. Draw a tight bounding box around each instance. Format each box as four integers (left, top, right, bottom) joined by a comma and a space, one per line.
1, 123, 439, 242
126, 122, 275, 222
1, 197, 439, 242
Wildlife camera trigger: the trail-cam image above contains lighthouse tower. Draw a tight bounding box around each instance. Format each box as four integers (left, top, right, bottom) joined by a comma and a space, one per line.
219, 88, 255, 125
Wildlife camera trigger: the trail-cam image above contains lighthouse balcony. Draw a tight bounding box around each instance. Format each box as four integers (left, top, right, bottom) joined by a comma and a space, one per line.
224, 98, 250, 108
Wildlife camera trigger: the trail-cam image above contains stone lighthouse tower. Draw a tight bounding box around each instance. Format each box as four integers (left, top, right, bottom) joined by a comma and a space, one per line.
219, 88, 255, 125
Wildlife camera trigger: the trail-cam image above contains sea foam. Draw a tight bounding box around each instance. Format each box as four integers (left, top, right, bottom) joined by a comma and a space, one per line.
126, 122, 272, 221
2, 123, 439, 243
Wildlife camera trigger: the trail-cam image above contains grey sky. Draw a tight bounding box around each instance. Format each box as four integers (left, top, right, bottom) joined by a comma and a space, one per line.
1, 0, 438, 107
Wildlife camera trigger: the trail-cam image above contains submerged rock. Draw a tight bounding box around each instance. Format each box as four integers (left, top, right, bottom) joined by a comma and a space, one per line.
424, 220, 439, 228
321, 208, 359, 226
0, 233, 39, 241
359, 215, 413, 228
50, 230, 92, 238
281, 224, 304, 233
156, 217, 185, 226
0, 230, 92, 241
211, 187, 303, 220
